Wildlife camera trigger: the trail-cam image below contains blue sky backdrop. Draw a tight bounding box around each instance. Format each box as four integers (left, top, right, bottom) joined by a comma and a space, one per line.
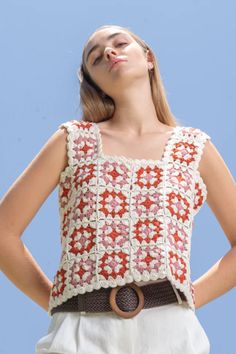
0, 1, 235, 353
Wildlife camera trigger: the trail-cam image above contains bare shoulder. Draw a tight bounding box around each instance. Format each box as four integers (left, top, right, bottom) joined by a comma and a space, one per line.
0, 126, 69, 238
33, 125, 69, 178
95, 120, 112, 132
198, 138, 219, 177
198, 136, 236, 247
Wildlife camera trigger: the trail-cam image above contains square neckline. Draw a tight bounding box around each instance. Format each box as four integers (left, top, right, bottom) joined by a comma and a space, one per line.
93, 121, 182, 165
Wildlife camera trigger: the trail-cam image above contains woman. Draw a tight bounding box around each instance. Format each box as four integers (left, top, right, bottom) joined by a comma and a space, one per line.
1, 24, 235, 354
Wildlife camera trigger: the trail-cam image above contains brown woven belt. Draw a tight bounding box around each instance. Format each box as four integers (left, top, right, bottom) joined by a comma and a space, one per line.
51, 280, 186, 319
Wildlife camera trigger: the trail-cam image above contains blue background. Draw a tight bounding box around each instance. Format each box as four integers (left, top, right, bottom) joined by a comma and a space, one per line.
0, 1, 235, 353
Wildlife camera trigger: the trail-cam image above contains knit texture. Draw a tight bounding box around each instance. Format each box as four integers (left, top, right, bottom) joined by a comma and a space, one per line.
47, 120, 211, 317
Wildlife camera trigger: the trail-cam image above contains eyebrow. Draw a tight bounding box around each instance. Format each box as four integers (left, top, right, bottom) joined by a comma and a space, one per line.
86, 32, 127, 63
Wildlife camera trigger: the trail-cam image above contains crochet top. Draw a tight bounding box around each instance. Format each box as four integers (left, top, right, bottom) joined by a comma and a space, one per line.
47, 119, 211, 317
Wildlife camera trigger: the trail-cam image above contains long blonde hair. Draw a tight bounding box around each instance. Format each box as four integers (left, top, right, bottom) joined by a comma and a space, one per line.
77, 25, 180, 127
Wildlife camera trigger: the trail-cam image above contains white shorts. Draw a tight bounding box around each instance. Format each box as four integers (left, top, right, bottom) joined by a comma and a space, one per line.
35, 302, 210, 354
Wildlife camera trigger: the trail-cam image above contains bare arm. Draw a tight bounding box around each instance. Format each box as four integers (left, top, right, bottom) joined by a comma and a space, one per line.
193, 139, 236, 309
0, 125, 68, 312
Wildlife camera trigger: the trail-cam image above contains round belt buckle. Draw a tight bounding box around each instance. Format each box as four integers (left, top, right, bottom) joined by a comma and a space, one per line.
109, 283, 145, 319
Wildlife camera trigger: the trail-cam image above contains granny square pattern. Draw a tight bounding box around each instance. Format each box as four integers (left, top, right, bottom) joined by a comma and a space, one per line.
47, 119, 211, 317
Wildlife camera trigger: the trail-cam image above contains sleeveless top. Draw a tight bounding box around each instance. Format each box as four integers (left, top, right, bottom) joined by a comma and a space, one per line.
47, 119, 211, 317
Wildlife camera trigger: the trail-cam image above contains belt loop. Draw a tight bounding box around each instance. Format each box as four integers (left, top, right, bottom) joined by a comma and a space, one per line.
170, 283, 183, 305
78, 292, 86, 312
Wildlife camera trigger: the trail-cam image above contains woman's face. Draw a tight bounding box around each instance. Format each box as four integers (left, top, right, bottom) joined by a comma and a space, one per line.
84, 28, 151, 98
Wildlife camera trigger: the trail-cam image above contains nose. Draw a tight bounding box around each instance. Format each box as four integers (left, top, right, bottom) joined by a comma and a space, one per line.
104, 47, 118, 61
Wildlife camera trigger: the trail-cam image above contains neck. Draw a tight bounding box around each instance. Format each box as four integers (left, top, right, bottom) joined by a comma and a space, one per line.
108, 79, 166, 135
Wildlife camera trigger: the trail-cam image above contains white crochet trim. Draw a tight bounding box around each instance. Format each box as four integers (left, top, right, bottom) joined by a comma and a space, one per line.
58, 120, 79, 168
192, 128, 211, 215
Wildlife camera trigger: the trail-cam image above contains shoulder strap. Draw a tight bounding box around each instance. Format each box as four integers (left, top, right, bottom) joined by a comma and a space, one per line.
184, 126, 211, 170
181, 127, 211, 215
58, 119, 95, 167
170, 126, 211, 170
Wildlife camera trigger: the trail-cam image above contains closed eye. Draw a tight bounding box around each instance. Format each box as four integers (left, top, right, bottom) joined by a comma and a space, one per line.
92, 42, 128, 65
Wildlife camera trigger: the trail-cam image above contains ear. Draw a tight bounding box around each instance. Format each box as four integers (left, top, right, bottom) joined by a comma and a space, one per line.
148, 62, 154, 70
146, 49, 154, 69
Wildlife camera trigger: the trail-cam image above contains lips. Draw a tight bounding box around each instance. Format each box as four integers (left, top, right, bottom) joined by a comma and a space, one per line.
109, 58, 127, 71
